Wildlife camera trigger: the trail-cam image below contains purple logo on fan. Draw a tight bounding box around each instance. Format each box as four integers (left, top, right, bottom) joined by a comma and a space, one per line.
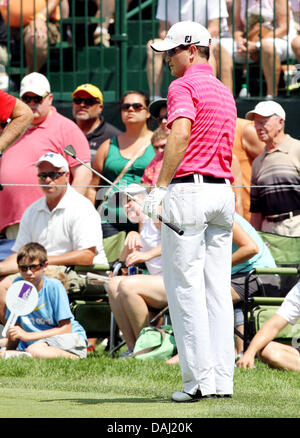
18, 283, 33, 300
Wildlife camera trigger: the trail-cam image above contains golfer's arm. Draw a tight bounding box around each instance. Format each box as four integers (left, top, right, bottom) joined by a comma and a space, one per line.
244, 314, 288, 358
0, 99, 33, 153
47, 247, 96, 266
156, 118, 191, 188
0, 253, 18, 276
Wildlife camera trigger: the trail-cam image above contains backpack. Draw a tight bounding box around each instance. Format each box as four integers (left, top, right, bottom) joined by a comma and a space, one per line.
132, 325, 177, 360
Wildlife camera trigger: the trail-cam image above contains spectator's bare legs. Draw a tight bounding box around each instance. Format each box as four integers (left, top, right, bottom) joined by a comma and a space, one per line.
261, 39, 281, 97
26, 342, 79, 359
292, 35, 300, 63
24, 17, 48, 72
259, 341, 300, 371
215, 44, 233, 92
107, 275, 167, 351
231, 287, 243, 356
146, 40, 165, 99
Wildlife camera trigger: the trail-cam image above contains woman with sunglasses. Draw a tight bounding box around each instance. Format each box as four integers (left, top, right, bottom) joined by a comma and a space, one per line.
86, 90, 155, 238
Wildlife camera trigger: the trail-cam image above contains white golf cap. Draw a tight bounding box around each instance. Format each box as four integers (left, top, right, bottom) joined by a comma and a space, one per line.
151, 21, 212, 52
246, 101, 286, 121
36, 153, 69, 171
20, 72, 51, 97
122, 183, 147, 196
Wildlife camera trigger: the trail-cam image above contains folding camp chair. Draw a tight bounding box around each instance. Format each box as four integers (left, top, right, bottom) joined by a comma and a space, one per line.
69, 231, 126, 342
241, 232, 300, 352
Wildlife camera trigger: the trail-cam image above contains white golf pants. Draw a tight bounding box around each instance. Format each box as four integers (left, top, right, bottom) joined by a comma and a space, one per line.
161, 180, 235, 396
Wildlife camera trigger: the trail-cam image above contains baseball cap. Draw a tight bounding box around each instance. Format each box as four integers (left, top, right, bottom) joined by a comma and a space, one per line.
151, 21, 212, 52
149, 98, 167, 118
36, 153, 69, 171
20, 72, 51, 98
246, 101, 286, 120
72, 83, 103, 103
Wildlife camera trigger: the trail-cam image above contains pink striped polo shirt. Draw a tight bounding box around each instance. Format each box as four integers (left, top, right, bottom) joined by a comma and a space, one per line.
167, 64, 237, 182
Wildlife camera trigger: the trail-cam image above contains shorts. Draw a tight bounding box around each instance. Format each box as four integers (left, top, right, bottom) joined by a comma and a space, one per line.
231, 272, 280, 302
30, 333, 87, 359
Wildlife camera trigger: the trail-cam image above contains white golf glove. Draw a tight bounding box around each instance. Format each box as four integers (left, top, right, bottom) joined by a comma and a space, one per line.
143, 186, 168, 219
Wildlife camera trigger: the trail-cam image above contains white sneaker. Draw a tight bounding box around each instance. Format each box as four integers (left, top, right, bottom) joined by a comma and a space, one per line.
3, 351, 32, 359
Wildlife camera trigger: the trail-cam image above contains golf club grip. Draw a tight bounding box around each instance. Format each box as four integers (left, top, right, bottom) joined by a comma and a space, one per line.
157, 214, 184, 236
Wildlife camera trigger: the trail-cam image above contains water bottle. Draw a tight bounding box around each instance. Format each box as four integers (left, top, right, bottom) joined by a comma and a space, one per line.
239, 83, 248, 98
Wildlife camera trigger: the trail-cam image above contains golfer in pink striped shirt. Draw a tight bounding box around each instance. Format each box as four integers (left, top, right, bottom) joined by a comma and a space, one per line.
143, 21, 237, 402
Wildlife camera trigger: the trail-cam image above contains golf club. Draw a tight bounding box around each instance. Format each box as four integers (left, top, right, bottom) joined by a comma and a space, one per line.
64, 145, 184, 236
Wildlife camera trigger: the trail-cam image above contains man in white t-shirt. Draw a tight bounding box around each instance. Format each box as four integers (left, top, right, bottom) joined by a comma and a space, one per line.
146, 0, 229, 100
237, 283, 300, 371
0, 153, 108, 323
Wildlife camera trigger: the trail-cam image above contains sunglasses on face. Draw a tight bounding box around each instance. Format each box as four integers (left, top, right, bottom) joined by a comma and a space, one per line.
73, 97, 100, 106
157, 115, 168, 123
21, 93, 49, 104
38, 171, 66, 181
18, 262, 46, 273
120, 103, 146, 111
166, 42, 200, 57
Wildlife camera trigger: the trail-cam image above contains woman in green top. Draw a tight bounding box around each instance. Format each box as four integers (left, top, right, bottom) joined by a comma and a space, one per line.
87, 90, 155, 238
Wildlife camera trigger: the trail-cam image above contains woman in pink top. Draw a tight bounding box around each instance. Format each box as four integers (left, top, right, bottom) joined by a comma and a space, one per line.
143, 21, 237, 402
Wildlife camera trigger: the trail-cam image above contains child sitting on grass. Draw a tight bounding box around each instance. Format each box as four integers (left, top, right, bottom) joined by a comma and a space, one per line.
0, 242, 87, 359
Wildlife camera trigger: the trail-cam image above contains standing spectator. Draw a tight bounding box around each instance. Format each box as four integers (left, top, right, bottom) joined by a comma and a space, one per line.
86, 90, 155, 238
246, 101, 300, 236
0, 153, 108, 323
291, 0, 300, 62
146, 0, 229, 100
0, 90, 33, 153
217, 0, 297, 97
0, 0, 69, 73
0, 242, 88, 359
0, 72, 92, 239
72, 83, 122, 162
143, 21, 237, 401
148, 98, 170, 136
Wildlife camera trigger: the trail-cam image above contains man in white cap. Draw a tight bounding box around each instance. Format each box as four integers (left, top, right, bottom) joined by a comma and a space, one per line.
143, 21, 237, 402
0, 152, 108, 323
0, 72, 92, 240
246, 101, 300, 237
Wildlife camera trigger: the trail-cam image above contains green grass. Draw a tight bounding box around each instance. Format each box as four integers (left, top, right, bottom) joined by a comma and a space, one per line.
0, 346, 299, 419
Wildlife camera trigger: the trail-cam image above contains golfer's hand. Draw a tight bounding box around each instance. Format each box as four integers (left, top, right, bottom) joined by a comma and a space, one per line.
142, 187, 167, 219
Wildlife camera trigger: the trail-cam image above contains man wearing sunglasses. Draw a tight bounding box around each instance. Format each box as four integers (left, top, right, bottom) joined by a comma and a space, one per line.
143, 21, 237, 402
72, 83, 122, 162
0, 72, 92, 240
0, 152, 108, 324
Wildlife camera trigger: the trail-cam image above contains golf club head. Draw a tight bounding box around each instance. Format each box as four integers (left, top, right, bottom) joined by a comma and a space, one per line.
64, 144, 76, 158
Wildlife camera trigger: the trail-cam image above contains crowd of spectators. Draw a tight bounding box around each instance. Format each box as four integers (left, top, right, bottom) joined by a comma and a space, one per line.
0, 1, 299, 372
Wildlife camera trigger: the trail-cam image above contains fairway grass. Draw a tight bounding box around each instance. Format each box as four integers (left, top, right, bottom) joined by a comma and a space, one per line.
0, 350, 299, 419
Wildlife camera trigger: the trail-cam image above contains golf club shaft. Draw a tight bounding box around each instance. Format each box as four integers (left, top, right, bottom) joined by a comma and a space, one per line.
64, 145, 184, 236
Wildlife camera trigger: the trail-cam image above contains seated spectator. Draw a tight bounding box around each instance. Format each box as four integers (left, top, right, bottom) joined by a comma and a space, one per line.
148, 97, 169, 136
107, 184, 167, 358
0, 153, 108, 323
0, 72, 92, 240
72, 83, 122, 162
0, 90, 33, 153
92, 0, 132, 47
86, 90, 155, 238
237, 281, 300, 371
141, 127, 168, 187
0, 242, 88, 359
291, 0, 300, 63
0, 0, 69, 73
216, 0, 297, 97
147, 0, 229, 100
166, 212, 279, 364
